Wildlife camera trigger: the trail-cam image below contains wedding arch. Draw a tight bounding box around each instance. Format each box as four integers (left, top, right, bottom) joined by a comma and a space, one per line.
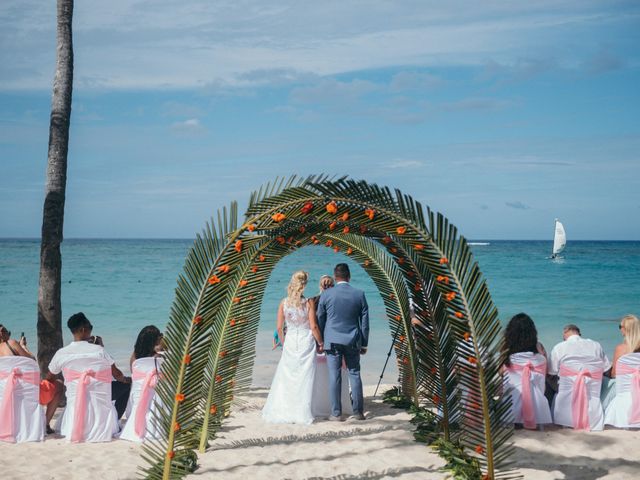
143, 176, 515, 480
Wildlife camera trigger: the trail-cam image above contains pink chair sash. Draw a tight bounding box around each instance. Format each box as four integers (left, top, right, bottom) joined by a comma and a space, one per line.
558, 365, 603, 430
131, 368, 159, 439
616, 363, 640, 424
0, 368, 40, 441
507, 361, 546, 429
63, 367, 112, 443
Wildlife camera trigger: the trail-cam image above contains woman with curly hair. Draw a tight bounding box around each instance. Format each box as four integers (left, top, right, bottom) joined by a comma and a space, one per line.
129, 325, 164, 368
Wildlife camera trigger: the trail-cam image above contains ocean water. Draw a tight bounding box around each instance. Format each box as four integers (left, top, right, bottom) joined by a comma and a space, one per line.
1, 239, 638, 385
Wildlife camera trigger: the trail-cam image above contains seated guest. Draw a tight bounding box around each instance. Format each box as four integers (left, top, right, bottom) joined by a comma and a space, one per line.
129, 325, 164, 368
1, 325, 63, 434
610, 314, 640, 378
47, 313, 132, 422
501, 313, 552, 428
548, 324, 611, 376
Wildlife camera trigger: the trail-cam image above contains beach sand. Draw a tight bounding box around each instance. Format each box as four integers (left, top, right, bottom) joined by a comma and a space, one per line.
1, 385, 638, 480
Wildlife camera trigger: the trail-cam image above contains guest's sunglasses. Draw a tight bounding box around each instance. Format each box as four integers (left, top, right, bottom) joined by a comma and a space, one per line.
619, 324, 623, 330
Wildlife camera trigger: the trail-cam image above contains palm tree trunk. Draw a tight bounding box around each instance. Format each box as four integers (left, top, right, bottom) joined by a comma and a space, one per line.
37, 0, 74, 375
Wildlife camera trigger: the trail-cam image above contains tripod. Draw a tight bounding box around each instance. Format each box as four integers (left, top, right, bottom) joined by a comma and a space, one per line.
374, 318, 405, 397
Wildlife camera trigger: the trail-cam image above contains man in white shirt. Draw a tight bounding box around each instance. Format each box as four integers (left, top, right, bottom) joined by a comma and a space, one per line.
47, 313, 132, 425
548, 324, 612, 375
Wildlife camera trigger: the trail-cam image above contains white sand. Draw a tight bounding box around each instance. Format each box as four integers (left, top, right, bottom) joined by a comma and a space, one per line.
1, 386, 638, 480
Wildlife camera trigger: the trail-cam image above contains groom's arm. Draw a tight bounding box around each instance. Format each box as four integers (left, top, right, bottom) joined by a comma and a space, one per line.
360, 293, 370, 349
317, 294, 327, 335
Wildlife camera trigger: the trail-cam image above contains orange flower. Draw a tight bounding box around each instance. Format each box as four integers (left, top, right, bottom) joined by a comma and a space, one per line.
431, 367, 437, 374
251, 266, 258, 273
399, 335, 406, 342
208, 275, 221, 285
329, 221, 337, 231
432, 394, 440, 405
439, 257, 448, 264
234, 240, 243, 253
390, 293, 395, 300
407, 271, 415, 278
232, 297, 241, 304
301, 201, 314, 214
210, 404, 218, 415
382, 236, 391, 244
174, 422, 181, 432
276, 236, 285, 245
183, 354, 191, 365
311, 235, 317, 241
326, 201, 338, 214
471, 402, 481, 410
341, 212, 349, 221
346, 247, 353, 255
414, 283, 421, 292
215, 375, 222, 382
325, 240, 333, 247
271, 212, 286, 223
394, 315, 401, 321
218, 265, 230, 274
295, 240, 302, 247
287, 236, 294, 244
413, 244, 425, 250
247, 224, 256, 232
175, 393, 185, 402
463, 332, 471, 341
454, 311, 464, 319
299, 226, 306, 233
313, 239, 320, 245
219, 351, 227, 358
343, 226, 350, 234
230, 319, 236, 327
403, 357, 409, 365
259, 254, 266, 262
397, 257, 404, 265
364, 208, 375, 220
364, 259, 370, 267
193, 316, 203, 325
359, 225, 368, 234
446, 292, 456, 301
390, 247, 398, 254
475, 445, 484, 455
239, 279, 248, 287
396, 226, 407, 235
167, 451, 175, 459
333, 246, 339, 253
436, 275, 449, 284
468, 356, 477, 364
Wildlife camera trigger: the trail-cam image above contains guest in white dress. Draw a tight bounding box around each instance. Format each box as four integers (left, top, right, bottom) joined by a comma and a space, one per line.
262, 271, 325, 424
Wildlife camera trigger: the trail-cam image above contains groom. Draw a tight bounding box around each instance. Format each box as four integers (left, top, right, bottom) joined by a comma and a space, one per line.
317, 263, 370, 421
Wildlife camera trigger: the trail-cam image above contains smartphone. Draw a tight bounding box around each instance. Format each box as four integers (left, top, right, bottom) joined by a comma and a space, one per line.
20, 332, 26, 345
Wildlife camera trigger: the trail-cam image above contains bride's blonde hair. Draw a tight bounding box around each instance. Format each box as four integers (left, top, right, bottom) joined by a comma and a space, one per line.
286, 270, 308, 308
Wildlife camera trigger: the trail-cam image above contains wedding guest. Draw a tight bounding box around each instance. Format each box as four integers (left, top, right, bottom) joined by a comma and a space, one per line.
548, 324, 611, 376
1, 325, 63, 433
610, 314, 640, 378
47, 313, 132, 421
129, 325, 164, 368
501, 313, 547, 367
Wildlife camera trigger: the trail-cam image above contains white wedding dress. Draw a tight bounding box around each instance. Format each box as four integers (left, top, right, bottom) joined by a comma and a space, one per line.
262, 298, 317, 424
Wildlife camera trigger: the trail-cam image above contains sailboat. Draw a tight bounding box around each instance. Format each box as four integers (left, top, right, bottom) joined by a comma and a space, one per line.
551, 219, 566, 258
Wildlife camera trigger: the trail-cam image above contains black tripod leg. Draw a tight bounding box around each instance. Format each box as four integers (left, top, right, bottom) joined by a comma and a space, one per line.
374, 320, 405, 397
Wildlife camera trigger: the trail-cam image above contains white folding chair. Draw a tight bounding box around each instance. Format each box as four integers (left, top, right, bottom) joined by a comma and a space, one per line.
553, 358, 604, 431
505, 352, 552, 429
604, 353, 640, 428
56, 357, 118, 442
120, 357, 163, 442
0, 356, 45, 443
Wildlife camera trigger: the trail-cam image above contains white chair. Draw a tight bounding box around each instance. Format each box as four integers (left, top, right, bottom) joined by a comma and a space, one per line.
604, 353, 640, 428
311, 354, 352, 417
0, 356, 45, 443
120, 357, 163, 442
505, 352, 552, 429
553, 358, 604, 431
56, 357, 119, 442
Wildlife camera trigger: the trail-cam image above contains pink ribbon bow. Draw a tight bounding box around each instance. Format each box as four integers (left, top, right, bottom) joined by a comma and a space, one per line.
0, 367, 40, 442
558, 365, 603, 430
131, 368, 159, 439
616, 363, 640, 424
508, 360, 546, 429
63, 367, 112, 443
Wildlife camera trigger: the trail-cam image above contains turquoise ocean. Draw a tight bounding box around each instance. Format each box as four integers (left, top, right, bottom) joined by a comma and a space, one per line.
1, 239, 638, 386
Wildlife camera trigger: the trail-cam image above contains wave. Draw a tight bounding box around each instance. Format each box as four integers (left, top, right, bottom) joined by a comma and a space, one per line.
468, 242, 490, 246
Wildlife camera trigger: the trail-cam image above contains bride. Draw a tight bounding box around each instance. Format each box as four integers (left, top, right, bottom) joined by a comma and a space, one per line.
262, 270, 324, 424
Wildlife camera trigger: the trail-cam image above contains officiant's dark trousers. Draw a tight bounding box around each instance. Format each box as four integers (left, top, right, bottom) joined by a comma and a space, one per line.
326, 344, 363, 416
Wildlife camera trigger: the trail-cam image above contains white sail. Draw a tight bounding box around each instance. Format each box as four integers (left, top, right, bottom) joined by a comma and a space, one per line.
552, 219, 566, 256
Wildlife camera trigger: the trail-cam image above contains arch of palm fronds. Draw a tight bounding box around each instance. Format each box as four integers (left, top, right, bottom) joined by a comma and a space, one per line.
142, 175, 517, 480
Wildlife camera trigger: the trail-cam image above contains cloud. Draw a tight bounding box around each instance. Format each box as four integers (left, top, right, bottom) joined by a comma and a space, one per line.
169, 118, 205, 134
390, 71, 441, 91
385, 159, 425, 169
505, 201, 530, 210
289, 78, 379, 106
583, 49, 625, 74
441, 97, 517, 112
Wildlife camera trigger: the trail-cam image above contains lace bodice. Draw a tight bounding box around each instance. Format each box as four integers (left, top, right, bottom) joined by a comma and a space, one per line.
283, 298, 310, 329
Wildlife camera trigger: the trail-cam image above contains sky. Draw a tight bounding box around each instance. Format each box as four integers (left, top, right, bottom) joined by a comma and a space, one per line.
1, 1, 639, 239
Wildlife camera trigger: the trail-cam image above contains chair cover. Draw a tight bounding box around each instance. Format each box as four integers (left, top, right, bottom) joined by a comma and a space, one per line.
56, 357, 119, 442
311, 354, 352, 417
120, 357, 164, 442
0, 356, 45, 443
553, 358, 604, 431
505, 352, 552, 428
604, 353, 640, 428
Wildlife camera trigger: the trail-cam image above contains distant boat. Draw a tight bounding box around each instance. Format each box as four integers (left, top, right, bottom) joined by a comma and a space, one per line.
551, 219, 566, 258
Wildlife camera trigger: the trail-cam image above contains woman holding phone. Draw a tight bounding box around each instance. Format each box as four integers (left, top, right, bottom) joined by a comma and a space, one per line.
0, 325, 33, 359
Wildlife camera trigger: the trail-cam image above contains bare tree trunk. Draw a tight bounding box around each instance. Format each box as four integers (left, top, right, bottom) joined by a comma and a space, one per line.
37, 0, 74, 375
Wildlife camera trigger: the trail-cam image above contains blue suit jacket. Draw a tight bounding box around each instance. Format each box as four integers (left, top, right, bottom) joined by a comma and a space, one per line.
317, 282, 369, 349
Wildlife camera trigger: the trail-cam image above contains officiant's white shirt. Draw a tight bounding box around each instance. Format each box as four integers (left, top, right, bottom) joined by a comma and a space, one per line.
548, 334, 611, 375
